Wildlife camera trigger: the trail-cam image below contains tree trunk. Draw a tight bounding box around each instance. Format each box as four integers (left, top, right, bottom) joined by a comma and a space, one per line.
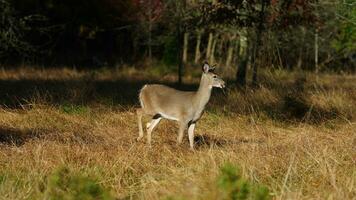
148, 22, 152, 60
217, 36, 224, 64
206, 32, 213, 61
178, 30, 183, 85
210, 35, 217, 64
132, 32, 138, 61
183, 32, 189, 63
296, 26, 306, 70
252, 0, 267, 87
275, 38, 283, 70
225, 44, 234, 68
236, 33, 249, 87
236, 53, 249, 87
194, 31, 202, 64
234, 36, 241, 65
251, 39, 258, 86
148, 0, 152, 61
225, 34, 236, 67
314, 28, 319, 73
177, 0, 186, 85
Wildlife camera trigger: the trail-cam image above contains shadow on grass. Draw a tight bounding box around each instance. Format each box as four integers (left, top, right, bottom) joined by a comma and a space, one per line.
0, 126, 42, 146
194, 135, 264, 149
0, 126, 104, 146
0, 78, 200, 109
0, 76, 353, 124
194, 135, 228, 147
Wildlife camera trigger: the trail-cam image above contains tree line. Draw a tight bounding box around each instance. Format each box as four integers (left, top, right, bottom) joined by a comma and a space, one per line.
0, 0, 355, 85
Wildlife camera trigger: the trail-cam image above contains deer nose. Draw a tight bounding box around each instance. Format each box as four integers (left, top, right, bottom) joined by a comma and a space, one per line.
221, 82, 226, 88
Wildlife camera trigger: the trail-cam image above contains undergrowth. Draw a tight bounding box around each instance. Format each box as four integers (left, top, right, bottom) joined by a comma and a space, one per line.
0, 67, 354, 200
44, 167, 114, 200
217, 163, 270, 200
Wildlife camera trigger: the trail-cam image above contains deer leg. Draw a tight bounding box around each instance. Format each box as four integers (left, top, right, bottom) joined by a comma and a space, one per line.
146, 117, 161, 147
188, 123, 196, 150
177, 121, 187, 144
136, 108, 144, 141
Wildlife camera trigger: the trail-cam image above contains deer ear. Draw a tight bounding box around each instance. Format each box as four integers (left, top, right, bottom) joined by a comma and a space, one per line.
202, 62, 210, 73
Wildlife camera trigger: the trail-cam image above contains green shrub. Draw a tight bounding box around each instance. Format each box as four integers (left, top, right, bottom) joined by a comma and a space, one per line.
164, 163, 271, 200
0, 174, 5, 184
149, 62, 176, 76
218, 163, 271, 200
44, 167, 114, 200
164, 196, 186, 200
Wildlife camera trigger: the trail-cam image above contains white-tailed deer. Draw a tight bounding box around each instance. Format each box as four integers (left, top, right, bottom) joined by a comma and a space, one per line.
136, 62, 225, 150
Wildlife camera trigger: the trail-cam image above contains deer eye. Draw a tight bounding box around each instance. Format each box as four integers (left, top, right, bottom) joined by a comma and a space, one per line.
213, 75, 217, 78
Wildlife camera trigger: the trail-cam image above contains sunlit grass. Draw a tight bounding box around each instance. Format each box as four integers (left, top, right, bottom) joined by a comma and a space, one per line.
0, 67, 355, 199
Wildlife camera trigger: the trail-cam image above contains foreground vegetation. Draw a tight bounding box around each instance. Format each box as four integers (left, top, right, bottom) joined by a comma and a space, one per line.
0, 66, 355, 199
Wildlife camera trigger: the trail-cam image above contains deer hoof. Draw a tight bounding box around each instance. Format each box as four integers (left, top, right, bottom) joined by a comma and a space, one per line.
146, 123, 151, 129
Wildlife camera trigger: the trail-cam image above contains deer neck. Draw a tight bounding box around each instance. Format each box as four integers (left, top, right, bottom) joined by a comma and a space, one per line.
194, 74, 212, 111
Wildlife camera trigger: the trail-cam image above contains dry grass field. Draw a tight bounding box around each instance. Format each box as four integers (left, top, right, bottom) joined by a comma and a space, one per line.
0, 66, 355, 200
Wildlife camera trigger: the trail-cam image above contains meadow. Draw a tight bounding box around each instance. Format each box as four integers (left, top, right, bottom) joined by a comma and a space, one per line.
0, 66, 355, 199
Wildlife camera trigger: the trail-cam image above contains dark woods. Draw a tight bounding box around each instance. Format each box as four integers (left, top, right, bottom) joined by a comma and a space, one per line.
0, 0, 355, 82
1, 0, 142, 66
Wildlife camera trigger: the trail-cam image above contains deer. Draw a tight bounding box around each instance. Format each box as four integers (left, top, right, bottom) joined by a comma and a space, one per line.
136, 62, 225, 150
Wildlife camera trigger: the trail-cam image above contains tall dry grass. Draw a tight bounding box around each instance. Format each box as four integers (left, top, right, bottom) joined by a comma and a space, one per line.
0, 66, 355, 199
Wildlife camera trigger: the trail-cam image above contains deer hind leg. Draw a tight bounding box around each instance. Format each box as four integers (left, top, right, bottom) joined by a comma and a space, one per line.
136, 108, 144, 141
146, 114, 162, 147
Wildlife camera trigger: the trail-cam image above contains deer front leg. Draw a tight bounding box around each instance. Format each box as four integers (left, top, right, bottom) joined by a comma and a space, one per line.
188, 123, 196, 150
177, 121, 187, 144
